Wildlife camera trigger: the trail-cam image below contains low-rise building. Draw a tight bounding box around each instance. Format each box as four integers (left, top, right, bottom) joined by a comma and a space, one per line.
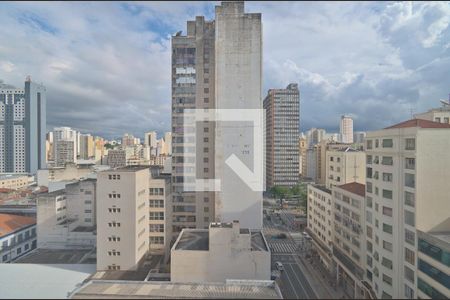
0, 174, 29, 190
171, 221, 270, 283
306, 184, 333, 271
0, 213, 36, 262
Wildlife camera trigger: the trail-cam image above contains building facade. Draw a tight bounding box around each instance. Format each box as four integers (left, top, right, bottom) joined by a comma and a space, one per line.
53, 127, 77, 167
96, 166, 149, 271
0, 174, 28, 190
364, 119, 450, 299
325, 148, 365, 189
264, 83, 300, 189
0, 213, 37, 263
0, 77, 46, 174
340, 115, 354, 144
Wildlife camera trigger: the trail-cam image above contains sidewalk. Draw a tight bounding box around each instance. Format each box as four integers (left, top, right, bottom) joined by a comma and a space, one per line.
296, 253, 345, 299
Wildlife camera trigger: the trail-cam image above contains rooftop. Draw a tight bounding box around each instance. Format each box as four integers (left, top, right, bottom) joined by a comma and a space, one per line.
385, 118, 450, 129
70, 280, 281, 299
173, 228, 268, 252
336, 182, 365, 197
105, 165, 150, 172
311, 184, 331, 194
15, 248, 95, 264
0, 213, 35, 237
0, 174, 28, 180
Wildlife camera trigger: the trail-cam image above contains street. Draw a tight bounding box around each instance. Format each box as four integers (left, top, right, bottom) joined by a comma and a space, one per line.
263, 212, 317, 299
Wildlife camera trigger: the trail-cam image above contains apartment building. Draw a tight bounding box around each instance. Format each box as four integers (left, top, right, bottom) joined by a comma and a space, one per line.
416, 230, 450, 299
264, 83, 300, 189
340, 115, 354, 144
299, 136, 307, 176
0, 77, 46, 174
79, 134, 94, 160
307, 184, 333, 271
53, 127, 77, 167
106, 149, 127, 168
96, 166, 149, 271
148, 169, 171, 257
0, 174, 28, 190
325, 147, 365, 189
0, 213, 36, 263
315, 141, 350, 185
36, 179, 96, 249
414, 99, 450, 124
364, 118, 450, 299
332, 182, 372, 299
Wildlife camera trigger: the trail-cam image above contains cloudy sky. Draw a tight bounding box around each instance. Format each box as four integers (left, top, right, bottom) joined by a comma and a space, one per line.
0, 1, 449, 139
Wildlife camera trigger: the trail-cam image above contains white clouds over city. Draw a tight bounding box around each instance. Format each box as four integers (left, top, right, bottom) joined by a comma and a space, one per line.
0, 1, 449, 138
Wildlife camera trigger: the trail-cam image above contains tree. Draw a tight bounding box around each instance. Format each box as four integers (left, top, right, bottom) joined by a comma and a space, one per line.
270, 186, 290, 207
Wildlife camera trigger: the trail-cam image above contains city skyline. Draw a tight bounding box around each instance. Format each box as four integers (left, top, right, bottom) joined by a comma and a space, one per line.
1, 1, 449, 138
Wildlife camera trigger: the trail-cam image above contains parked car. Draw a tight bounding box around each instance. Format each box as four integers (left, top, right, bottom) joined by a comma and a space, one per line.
275, 262, 284, 271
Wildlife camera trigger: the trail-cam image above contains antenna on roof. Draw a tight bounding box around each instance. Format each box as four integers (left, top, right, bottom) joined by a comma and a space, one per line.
439, 94, 450, 107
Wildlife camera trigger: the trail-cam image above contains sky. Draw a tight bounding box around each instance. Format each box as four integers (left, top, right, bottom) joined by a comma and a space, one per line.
0, 1, 449, 140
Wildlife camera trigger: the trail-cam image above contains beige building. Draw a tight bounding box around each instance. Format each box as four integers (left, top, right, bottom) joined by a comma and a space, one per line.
106, 149, 127, 168
171, 221, 270, 283
364, 118, 450, 299
306, 184, 333, 271
148, 169, 171, 257
325, 147, 365, 189
340, 115, 354, 144
315, 141, 350, 185
299, 136, 307, 176
36, 179, 96, 249
79, 134, 95, 160
414, 101, 450, 124
96, 166, 149, 271
332, 182, 372, 299
0, 174, 28, 190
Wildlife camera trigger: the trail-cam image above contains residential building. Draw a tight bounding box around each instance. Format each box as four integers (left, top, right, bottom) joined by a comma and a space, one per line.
264, 83, 300, 189
171, 221, 270, 283
315, 141, 350, 185
0, 174, 28, 190
332, 182, 372, 299
163, 132, 172, 155
416, 230, 450, 299
122, 133, 137, 148
306, 128, 326, 148
144, 131, 157, 148
148, 168, 171, 257
53, 127, 77, 167
414, 98, 450, 124
354, 131, 366, 144
0, 213, 37, 262
107, 149, 127, 168
96, 166, 149, 271
79, 134, 94, 160
364, 118, 450, 299
307, 184, 333, 271
305, 148, 317, 180
0, 77, 46, 174
36, 179, 96, 249
299, 135, 307, 176
325, 147, 365, 189
340, 115, 354, 144
171, 9, 216, 238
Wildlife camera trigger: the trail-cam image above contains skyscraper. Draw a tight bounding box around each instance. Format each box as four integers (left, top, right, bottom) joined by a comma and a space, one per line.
0, 77, 46, 174
53, 126, 77, 167
340, 115, 354, 143
171, 1, 263, 236
264, 83, 300, 189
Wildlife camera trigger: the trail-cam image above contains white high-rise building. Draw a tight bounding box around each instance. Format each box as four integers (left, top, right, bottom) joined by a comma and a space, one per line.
163, 132, 172, 155
53, 127, 77, 167
340, 115, 354, 144
214, 1, 263, 229
364, 118, 450, 299
0, 77, 46, 174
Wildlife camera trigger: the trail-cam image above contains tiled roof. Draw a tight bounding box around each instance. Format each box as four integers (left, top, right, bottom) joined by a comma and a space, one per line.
337, 182, 365, 197
385, 119, 450, 129
0, 213, 36, 237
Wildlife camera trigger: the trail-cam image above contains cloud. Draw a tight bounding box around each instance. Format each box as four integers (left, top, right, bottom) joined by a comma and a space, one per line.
0, 1, 448, 139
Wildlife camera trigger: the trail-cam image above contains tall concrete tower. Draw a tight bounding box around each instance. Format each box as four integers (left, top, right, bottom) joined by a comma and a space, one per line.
340, 115, 354, 144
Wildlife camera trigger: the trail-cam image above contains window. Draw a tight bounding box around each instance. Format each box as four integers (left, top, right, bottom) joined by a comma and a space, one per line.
405, 229, 415, 246
366, 182, 373, 193
418, 238, 450, 267
366, 140, 373, 149
383, 273, 392, 285
405, 138, 415, 150
405, 158, 415, 170
405, 210, 415, 227
383, 223, 393, 234
366, 196, 373, 208
382, 257, 393, 270
404, 191, 415, 207
382, 172, 392, 182
404, 265, 415, 284
404, 284, 414, 299
382, 189, 393, 199
382, 206, 392, 217
435, 117, 441, 123
418, 278, 446, 299
382, 139, 393, 148
419, 259, 450, 288
405, 173, 415, 188
405, 247, 415, 265
381, 156, 393, 166
383, 240, 393, 252
367, 155, 372, 164
367, 167, 372, 179
375, 139, 379, 148
381, 291, 392, 299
